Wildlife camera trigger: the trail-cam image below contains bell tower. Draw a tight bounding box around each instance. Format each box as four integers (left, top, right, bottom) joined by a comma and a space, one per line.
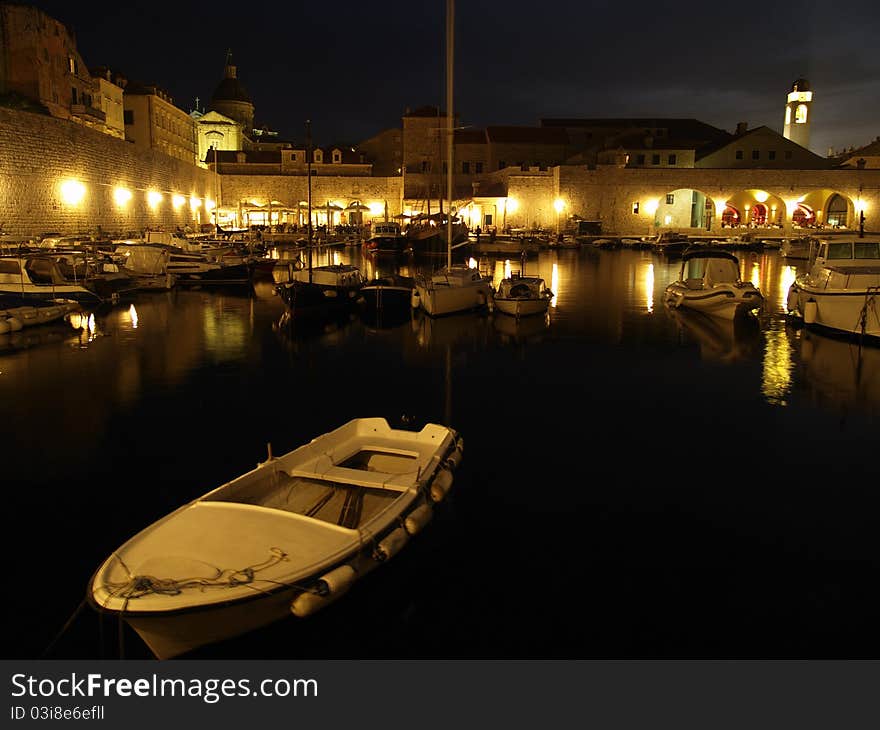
783, 78, 812, 149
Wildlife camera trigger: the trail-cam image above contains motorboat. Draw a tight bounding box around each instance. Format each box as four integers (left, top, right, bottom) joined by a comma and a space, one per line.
289, 263, 364, 302
779, 235, 815, 260
664, 247, 764, 319
112, 245, 176, 291
360, 273, 416, 314
650, 231, 691, 255
87, 417, 464, 659
786, 237, 880, 342
365, 221, 408, 254
0, 255, 104, 306
493, 274, 553, 319
412, 263, 494, 317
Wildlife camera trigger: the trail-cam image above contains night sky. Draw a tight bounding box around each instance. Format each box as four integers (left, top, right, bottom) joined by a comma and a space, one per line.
30, 0, 880, 155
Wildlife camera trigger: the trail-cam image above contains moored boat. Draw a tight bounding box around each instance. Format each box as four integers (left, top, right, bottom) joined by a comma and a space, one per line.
493, 274, 553, 319
0, 255, 104, 306
786, 237, 880, 342
664, 247, 764, 319
87, 417, 464, 659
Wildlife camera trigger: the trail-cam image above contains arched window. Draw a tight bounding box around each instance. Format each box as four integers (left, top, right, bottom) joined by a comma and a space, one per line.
826, 194, 848, 228
721, 206, 739, 227
785, 107, 792, 125
795, 104, 808, 123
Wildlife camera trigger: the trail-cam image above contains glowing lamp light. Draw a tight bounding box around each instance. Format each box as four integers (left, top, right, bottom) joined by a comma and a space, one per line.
715, 200, 728, 217
505, 198, 519, 214
147, 191, 163, 209
368, 202, 384, 216
172, 194, 185, 210
644, 199, 659, 216
205, 198, 216, 212
553, 198, 565, 214
663, 215, 672, 225
754, 190, 769, 203
190, 197, 202, 211
113, 187, 132, 206
855, 200, 869, 214
60, 179, 86, 205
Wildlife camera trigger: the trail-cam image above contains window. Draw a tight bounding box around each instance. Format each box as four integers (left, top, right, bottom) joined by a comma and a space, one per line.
668, 154, 676, 165
123, 110, 133, 125
498, 160, 506, 169
795, 104, 808, 123
421, 160, 431, 172
632, 202, 640, 214
784, 150, 792, 160
442, 162, 448, 174
68, 57, 75, 73
475, 162, 483, 173
651, 154, 660, 165
768, 150, 776, 161
666, 194, 675, 205
636, 153, 645, 165
332, 151, 341, 163
484, 214, 493, 226
289, 153, 297, 162
71, 87, 78, 104
735, 150, 743, 160
752, 150, 760, 160
461, 161, 470, 174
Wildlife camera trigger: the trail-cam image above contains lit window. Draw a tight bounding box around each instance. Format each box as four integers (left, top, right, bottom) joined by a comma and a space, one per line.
752, 150, 760, 160
651, 154, 660, 165
632, 202, 640, 214
795, 104, 808, 123
735, 150, 743, 160
666, 194, 674, 205
668, 154, 676, 165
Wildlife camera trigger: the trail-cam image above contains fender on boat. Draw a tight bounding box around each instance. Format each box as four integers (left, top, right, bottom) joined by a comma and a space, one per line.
445, 446, 463, 470
804, 298, 818, 324
430, 466, 453, 502
375, 527, 409, 561
290, 564, 357, 617
404, 504, 433, 535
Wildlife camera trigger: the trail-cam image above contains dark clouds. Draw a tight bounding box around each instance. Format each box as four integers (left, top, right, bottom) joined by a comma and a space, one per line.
32, 0, 879, 154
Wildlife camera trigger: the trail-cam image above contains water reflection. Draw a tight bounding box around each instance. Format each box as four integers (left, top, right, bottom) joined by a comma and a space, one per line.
761, 322, 795, 406
668, 308, 762, 362
799, 329, 880, 414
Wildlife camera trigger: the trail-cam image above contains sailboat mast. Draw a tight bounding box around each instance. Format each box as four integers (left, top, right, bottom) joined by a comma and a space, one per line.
446, 0, 454, 269
306, 119, 313, 283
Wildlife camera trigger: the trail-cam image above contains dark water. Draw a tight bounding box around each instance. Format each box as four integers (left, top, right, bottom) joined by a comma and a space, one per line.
3, 244, 878, 660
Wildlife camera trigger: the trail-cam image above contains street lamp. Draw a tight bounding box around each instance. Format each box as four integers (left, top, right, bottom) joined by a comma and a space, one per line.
553, 198, 565, 234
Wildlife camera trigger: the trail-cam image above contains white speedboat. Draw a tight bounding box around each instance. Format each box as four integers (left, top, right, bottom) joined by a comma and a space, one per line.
413, 263, 494, 317
0, 255, 104, 306
87, 417, 464, 659
493, 275, 553, 318
664, 247, 764, 320
786, 237, 880, 342
365, 221, 407, 254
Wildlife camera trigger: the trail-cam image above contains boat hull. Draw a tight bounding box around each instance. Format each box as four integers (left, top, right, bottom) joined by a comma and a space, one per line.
87, 418, 464, 658
664, 284, 763, 319
788, 281, 880, 340
493, 297, 550, 318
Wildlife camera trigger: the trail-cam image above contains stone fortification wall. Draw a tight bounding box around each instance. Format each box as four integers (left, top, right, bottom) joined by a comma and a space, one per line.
0, 108, 213, 238
218, 175, 402, 218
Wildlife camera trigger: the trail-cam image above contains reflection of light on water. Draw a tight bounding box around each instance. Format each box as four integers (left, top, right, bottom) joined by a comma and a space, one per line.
492, 260, 507, 290
550, 263, 559, 307
750, 262, 761, 289
762, 324, 794, 405
645, 262, 654, 313
128, 304, 138, 328
69, 312, 96, 333
779, 265, 798, 311
332, 250, 341, 266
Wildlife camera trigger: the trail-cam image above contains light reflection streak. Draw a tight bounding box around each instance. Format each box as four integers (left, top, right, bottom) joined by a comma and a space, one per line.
779, 265, 798, 311
129, 304, 139, 329
550, 263, 559, 307
645, 262, 654, 313
750, 262, 761, 289
761, 325, 794, 406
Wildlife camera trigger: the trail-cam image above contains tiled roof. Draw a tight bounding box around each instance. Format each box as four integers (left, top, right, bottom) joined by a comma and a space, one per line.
486, 126, 568, 144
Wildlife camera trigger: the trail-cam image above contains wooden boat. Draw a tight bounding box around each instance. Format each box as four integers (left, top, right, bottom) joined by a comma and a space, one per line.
664, 247, 764, 319
786, 237, 880, 342
87, 417, 465, 659
493, 274, 553, 319
360, 274, 416, 314
365, 221, 408, 254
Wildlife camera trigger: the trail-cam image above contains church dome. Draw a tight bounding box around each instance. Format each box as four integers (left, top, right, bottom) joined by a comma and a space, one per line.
210, 53, 253, 105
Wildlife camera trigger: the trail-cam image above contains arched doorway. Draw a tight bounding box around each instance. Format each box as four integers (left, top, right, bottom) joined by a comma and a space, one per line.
721, 205, 740, 227
792, 203, 814, 228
